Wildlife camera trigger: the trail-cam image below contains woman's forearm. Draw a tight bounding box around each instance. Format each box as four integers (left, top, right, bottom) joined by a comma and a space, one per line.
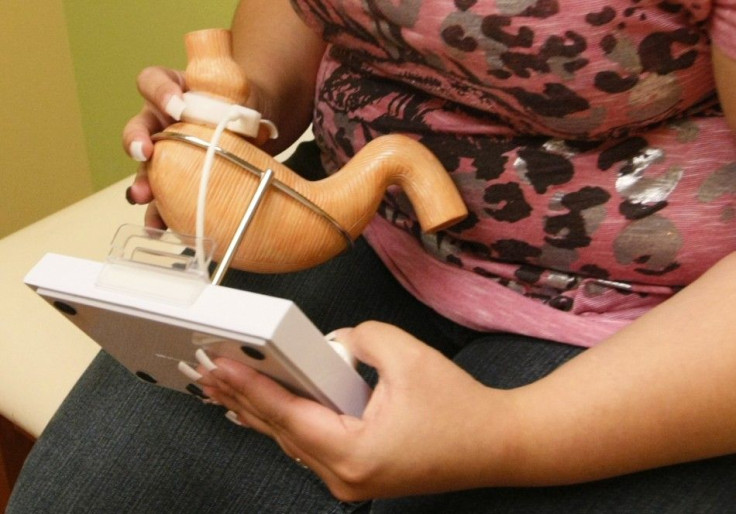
231, 0, 326, 153
495, 252, 736, 486
480, 46, 736, 488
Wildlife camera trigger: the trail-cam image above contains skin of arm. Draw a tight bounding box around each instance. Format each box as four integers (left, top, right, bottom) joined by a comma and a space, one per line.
499, 43, 736, 486
502, 252, 736, 485
198, 44, 736, 501
229, 0, 326, 155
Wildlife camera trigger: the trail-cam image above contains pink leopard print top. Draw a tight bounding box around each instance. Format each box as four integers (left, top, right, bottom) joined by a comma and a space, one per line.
290, 0, 736, 346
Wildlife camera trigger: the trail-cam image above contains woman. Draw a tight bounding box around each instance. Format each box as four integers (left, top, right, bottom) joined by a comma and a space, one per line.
10, 0, 736, 511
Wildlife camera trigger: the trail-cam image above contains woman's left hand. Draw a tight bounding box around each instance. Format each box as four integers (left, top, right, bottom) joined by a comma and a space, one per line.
197, 321, 517, 501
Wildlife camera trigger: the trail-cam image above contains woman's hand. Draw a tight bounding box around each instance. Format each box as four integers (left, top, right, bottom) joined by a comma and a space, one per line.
191, 255, 736, 499
121, 66, 187, 228
196, 321, 517, 501
121, 0, 325, 228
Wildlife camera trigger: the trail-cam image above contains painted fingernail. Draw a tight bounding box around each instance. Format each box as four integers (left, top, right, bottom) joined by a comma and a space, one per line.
125, 186, 136, 205
164, 95, 186, 120
129, 140, 147, 162
225, 410, 243, 426
177, 361, 203, 382
195, 348, 218, 371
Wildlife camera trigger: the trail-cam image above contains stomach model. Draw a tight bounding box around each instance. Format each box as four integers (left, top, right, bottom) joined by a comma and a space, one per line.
148, 29, 468, 273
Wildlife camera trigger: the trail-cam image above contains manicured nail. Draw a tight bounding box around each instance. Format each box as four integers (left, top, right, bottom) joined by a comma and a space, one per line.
125, 186, 136, 205
164, 95, 186, 120
195, 348, 218, 371
129, 140, 147, 162
260, 119, 279, 139
325, 327, 353, 342
177, 361, 203, 382
225, 410, 243, 426
327, 339, 357, 368
324, 329, 357, 367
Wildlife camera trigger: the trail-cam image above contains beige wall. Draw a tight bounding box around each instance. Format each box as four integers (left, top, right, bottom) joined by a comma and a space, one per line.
0, 1, 93, 238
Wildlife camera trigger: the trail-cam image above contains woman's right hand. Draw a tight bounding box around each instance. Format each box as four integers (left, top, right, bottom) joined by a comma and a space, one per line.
122, 66, 187, 229
122, 0, 327, 228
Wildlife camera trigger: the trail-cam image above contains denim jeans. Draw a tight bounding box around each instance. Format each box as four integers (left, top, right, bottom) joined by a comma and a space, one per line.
9, 142, 736, 513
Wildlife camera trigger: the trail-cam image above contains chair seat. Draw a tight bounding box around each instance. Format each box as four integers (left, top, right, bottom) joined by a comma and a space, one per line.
0, 177, 145, 438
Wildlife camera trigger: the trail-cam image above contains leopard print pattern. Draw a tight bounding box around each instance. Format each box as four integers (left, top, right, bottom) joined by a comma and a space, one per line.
292, 0, 736, 316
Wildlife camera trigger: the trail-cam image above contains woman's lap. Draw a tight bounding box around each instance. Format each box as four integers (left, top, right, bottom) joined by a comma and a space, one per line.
11, 296, 736, 512
9, 350, 349, 513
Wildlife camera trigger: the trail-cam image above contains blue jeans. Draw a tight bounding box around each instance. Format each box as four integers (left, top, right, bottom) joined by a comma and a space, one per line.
10, 143, 736, 513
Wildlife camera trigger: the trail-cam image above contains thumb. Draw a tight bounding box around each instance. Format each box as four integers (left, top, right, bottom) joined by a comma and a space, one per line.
333, 321, 426, 377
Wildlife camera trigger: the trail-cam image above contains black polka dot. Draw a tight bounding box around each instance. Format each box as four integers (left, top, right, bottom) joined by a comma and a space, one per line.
135, 371, 157, 384
186, 383, 207, 399
53, 301, 77, 316
241, 346, 266, 361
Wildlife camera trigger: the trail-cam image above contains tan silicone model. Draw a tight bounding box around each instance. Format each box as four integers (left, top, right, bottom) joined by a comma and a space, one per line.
148, 29, 468, 273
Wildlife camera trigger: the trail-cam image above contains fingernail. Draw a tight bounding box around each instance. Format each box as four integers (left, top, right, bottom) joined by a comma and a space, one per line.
164, 95, 186, 120
327, 339, 357, 368
125, 186, 136, 205
225, 410, 243, 426
260, 119, 279, 139
195, 348, 218, 371
177, 361, 203, 382
325, 328, 352, 341
129, 140, 147, 162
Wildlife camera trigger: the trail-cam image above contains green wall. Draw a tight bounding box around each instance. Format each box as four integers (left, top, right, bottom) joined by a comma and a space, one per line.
63, 1, 239, 190
0, 1, 239, 238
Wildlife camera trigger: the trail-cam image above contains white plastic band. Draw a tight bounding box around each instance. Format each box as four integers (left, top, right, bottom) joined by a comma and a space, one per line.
182, 92, 278, 139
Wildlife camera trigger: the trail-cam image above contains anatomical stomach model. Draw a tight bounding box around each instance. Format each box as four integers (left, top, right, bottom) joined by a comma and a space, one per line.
148, 29, 468, 273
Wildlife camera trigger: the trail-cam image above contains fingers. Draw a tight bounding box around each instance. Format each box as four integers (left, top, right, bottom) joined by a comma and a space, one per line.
143, 201, 167, 230
337, 321, 428, 379
125, 162, 152, 203
136, 66, 187, 119
122, 66, 186, 162
201, 356, 360, 454
192, 355, 290, 435
122, 66, 186, 225
122, 107, 164, 163
125, 165, 166, 229
211, 358, 337, 429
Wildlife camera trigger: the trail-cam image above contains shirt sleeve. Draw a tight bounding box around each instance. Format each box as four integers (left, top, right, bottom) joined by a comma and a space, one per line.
711, 0, 736, 59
